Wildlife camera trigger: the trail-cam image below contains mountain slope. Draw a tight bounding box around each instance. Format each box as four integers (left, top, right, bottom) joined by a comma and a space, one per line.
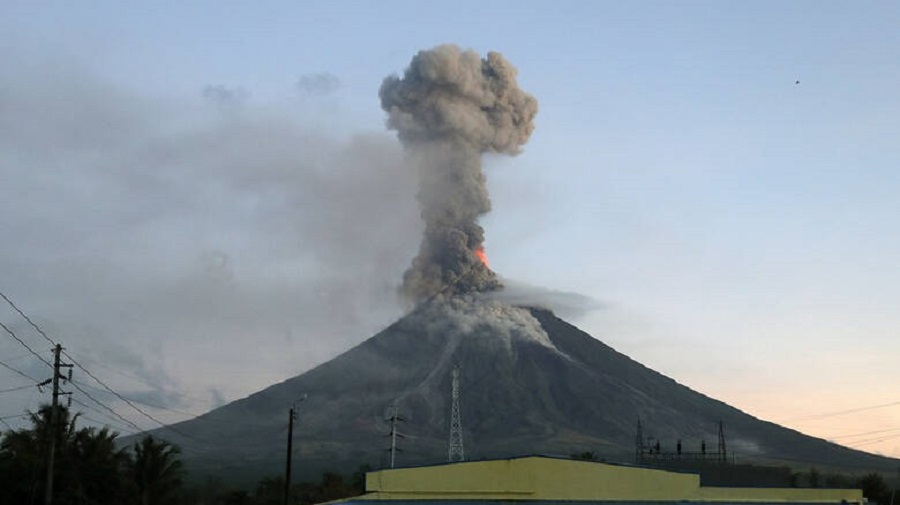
141, 302, 899, 482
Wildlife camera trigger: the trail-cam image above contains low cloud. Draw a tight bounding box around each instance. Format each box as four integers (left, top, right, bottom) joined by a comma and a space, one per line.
483, 278, 604, 320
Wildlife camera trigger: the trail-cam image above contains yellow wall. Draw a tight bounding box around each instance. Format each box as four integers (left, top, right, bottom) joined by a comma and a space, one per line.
366, 457, 698, 500
359, 456, 863, 504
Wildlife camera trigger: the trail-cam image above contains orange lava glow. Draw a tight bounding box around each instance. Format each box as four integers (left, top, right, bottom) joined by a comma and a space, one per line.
474, 247, 489, 267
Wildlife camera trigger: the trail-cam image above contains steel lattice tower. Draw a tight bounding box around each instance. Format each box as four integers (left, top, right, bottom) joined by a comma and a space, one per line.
387, 404, 404, 469
448, 366, 465, 462
635, 418, 644, 462
718, 420, 727, 462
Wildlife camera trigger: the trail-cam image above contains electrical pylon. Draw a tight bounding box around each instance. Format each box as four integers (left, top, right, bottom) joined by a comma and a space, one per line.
386, 404, 405, 469
635, 418, 644, 462
718, 420, 727, 462
448, 366, 465, 462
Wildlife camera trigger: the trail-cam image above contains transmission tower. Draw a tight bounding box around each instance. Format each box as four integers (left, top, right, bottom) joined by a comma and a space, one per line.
635, 418, 644, 462
386, 404, 405, 469
448, 366, 465, 462
717, 420, 727, 462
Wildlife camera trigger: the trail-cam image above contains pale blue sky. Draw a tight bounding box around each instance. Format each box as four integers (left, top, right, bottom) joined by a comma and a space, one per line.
1, 1, 898, 456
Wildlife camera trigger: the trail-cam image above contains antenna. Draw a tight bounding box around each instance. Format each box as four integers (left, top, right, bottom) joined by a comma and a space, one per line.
448, 366, 465, 462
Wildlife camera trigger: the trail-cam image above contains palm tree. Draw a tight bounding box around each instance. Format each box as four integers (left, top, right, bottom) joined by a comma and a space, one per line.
129, 435, 184, 505
70, 426, 130, 504
0, 426, 44, 504
0, 404, 79, 505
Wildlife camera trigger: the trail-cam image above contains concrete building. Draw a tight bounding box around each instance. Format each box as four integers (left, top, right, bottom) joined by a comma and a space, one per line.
327, 456, 863, 505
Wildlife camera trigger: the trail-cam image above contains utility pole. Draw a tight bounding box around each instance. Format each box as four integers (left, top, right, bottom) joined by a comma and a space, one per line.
448, 366, 465, 462
386, 405, 405, 469
283, 396, 306, 505
43, 343, 71, 505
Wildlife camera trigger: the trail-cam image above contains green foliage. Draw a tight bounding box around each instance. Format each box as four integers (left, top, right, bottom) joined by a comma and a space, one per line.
786, 468, 898, 505
809, 467, 821, 488
182, 465, 372, 505
130, 435, 184, 505
0, 404, 185, 505
823, 472, 854, 488
858, 473, 891, 505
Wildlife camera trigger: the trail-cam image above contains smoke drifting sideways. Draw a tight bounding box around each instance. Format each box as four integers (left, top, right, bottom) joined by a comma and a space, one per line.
380, 45, 538, 302
0, 54, 423, 414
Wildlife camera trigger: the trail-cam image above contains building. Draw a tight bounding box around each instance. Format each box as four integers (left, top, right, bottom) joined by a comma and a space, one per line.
327, 456, 863, 505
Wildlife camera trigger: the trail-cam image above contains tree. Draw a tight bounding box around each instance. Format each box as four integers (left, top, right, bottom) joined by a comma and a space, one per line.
0, 425, 44, 505
129, 435, 184, 505
0, 404, 130, 505
858, 473, 890, 505
349, 464, 372, 496
809, 467, 821, 488
69, 426, 131, 504
0, 404, 78, 505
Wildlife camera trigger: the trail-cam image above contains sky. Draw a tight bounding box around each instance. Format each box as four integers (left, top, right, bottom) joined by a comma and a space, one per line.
1, 1, 898, 458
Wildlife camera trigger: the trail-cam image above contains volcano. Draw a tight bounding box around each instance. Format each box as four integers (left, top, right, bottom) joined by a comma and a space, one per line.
145, 298, 898, 483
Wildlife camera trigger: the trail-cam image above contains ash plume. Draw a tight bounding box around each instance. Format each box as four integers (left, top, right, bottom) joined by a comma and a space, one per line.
380, 45, 538, 302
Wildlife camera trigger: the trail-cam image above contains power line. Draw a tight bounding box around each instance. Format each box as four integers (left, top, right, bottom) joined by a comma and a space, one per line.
64, 353, 201, 442
0, 291, 56, 346
0, 414, 29, 421
0, 358, 39, 382
782, 400, 900, 422
0, 413, 30, 431
65, 351, 172, 393
62, 351, 208, 419
0, 383, 35, 394
830, 427, 900, 441
73, 380, 202, 420
2, 351, 42, 362
0, 320, 52, 367
78, 413, 140, 436
70, 398, 141, 435
67, 379, 144, 433
852, 432, 900, 448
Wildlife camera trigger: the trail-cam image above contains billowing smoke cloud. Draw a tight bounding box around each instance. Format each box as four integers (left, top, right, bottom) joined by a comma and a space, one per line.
380, 45, 538, 302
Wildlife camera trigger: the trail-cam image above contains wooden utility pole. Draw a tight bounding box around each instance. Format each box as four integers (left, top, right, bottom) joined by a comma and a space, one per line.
284, 406, 297, 505
41, 344, 71, 505
44, 344, 63, 505
283, 396, 306, 505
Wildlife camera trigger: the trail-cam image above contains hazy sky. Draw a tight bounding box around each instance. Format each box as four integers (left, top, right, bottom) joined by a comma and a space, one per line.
1, 1, 898, 458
